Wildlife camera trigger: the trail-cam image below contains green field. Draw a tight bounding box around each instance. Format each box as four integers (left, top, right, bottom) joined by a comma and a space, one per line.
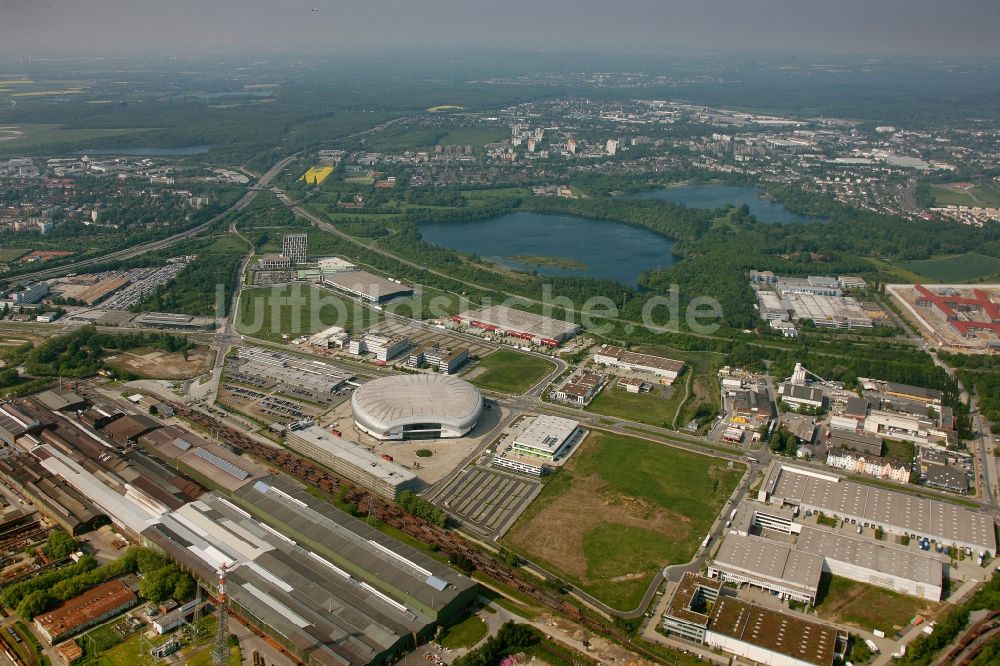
0, 123, 150, 150
815, 575, 936, 633
504, 431, 743, 610
440, 615, 489, 649
437, 127, 509, 148
893, 252, 1000, 283
466, 349, 555, 394
587, 383, 679, 428
237, 284, 382, 341
0, 248, 29, 263
928, 183, 1000, 208
588, 346, 724, 431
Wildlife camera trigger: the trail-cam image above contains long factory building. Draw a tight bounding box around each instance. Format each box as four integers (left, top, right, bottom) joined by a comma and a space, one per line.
663, 572, 846, 666
1, 388, 479, 664
143, 477, 476, 666
453, 305, 580, 347
711, 515, 945, 603
284, 426, 418, 499
759, 462, 996, 557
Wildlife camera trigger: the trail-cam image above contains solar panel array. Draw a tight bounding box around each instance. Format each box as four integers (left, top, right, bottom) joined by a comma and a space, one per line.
193, 447, 250, 480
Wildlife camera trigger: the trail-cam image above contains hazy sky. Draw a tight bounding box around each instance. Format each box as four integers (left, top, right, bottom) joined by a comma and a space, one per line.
1, 0, 999, 57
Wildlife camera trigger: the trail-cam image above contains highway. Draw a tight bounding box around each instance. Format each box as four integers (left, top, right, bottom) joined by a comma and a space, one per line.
11, 155, 297, 283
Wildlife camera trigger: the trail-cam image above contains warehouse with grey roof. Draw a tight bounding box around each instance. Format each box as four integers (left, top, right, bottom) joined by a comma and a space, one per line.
759, 462, 995, 556
142, 477, 477, 666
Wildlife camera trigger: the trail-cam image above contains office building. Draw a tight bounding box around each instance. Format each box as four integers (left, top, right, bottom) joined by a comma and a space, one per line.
282, 234, 308, 265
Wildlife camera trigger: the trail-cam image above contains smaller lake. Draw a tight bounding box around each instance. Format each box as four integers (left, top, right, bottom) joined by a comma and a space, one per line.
85, 145, 216, 156
419, 211, 677, 285
630, 185, 825, 225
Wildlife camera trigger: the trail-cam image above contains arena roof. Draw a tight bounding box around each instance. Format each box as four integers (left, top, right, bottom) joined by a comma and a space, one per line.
352, 375, 482, 438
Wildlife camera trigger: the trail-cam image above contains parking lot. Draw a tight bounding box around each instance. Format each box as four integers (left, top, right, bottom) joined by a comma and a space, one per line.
365, 319, 495, 360
434, 465, 541, 537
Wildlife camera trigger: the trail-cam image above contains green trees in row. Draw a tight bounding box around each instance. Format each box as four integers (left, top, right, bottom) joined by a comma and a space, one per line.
452, 621, 540, 666
5, 546, 197, 620
397, 490, 448, 528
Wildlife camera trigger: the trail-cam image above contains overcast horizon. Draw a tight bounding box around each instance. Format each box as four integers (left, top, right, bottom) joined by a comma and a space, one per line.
1, 0, 999, 59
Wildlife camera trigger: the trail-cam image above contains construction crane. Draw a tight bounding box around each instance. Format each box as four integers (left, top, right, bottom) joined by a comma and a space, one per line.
212, 564, 231, 666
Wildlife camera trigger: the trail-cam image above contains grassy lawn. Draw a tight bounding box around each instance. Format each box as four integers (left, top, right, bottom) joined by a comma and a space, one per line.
382, 285, 475, 320
928, 183, 1000, 208
588, 346, 724, 431
437, 127, 509, 149
466, 349, 555, 394
815, 574, 936, 633
440, 615, 489, 649
504, 431, 743, 610
587, 384, 678, 428
93, 614, 219, 666
0, 248, 30, 262
237, 283, 382, 340
882, 438, 915, 462
893, 253, 1000, 283
0, 622, 40, 666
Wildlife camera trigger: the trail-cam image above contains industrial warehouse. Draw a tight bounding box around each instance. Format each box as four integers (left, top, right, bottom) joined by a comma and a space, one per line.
712, 509, 945, 602
0, 385, 482, 665
452, 305, 580, 347
662, 572, 847, 666
592, 345, 685, 383
351, 374, 484, 440
752, 273, 874, 331
283, 425, 419, 499
323, 269, 414, 304
143, 478, 477, 666
758, 462, 996, 556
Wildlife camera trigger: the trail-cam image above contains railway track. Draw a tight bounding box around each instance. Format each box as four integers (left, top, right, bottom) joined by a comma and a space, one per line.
170, 402, 616, 636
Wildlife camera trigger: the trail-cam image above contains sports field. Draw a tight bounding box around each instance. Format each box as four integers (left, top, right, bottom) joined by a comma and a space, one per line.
504, 431, 743, 610
237, 284, 382, 341
893, 252, 1000, 283
466, 349, 554, 394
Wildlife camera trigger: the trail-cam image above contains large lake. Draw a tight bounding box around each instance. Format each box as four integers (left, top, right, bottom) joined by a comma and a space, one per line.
630, 185, 825, 225
419, 211, 677, 285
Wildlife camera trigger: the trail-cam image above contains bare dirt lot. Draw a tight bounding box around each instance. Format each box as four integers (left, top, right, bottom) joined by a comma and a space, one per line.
505, 474, 690, 581
104, 346, 215, 379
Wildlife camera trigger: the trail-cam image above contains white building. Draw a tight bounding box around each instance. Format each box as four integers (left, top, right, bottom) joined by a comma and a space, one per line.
349, 331, 409, 362
606, 139, 619, 155
308, 325, 350, 349
510, 415, 582, 461
825, 448, 910, 484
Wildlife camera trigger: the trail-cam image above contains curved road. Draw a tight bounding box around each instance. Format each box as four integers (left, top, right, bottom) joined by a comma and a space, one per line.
13, 155, 297, 282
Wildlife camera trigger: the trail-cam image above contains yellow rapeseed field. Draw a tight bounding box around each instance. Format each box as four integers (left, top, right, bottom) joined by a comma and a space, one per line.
302, 165, 334, 185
